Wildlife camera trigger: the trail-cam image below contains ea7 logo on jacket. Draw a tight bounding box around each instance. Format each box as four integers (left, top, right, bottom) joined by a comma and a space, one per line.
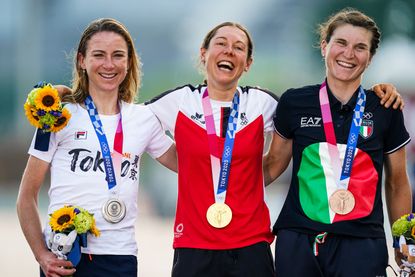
300, 117, 322, 128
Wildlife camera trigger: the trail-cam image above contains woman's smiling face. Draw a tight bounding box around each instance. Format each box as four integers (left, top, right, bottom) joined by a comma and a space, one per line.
200, 25, 252, 89
321, 23, 373, 86
79, 31, 129, 95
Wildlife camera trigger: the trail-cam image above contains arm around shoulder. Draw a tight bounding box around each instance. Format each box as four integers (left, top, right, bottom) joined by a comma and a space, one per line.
371, 83, 404, 110
156, 143, 178, 173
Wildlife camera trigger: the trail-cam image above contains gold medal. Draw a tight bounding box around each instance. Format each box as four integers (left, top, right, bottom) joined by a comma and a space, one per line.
102, 198, 126, 223
206, 202, 232, 228
329, 189, 355, 215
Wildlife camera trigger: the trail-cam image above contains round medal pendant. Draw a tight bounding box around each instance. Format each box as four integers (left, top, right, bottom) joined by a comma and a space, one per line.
329, 189, 355, 215
102, 198, 126, 223
206, 202, 232, 228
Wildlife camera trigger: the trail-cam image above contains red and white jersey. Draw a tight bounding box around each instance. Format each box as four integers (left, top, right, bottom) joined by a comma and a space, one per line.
147, 84, 278, 249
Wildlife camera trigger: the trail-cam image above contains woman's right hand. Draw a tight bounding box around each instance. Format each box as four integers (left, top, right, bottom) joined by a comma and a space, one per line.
39, 251, 75, 277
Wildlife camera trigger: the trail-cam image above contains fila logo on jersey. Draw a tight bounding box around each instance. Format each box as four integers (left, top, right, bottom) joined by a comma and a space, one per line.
75, 131, 87, 140
300, 117, 322, 128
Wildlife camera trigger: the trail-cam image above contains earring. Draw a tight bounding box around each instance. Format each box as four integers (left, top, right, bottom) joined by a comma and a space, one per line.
83, 69, 87, 75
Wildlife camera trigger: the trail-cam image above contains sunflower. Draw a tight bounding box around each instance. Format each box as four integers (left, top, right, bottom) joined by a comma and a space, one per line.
34, 85, 60, 111
24, 82, 72, 132
49, 206, 76, 232
24, 102, 41, 128
50, 108, 71, 132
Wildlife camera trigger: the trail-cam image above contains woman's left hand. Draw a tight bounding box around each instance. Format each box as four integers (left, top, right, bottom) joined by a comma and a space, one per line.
372, 83, 404, 110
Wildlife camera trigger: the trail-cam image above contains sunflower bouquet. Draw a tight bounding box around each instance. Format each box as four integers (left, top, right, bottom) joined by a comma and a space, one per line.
48, 205, 99, 266
24, 81, 71, 132
392, 213, 415, 276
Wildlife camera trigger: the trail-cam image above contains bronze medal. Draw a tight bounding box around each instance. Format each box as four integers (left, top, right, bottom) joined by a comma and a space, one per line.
329, 189, 355, 215
102, 198, 126, 223
206, 203, 232, 228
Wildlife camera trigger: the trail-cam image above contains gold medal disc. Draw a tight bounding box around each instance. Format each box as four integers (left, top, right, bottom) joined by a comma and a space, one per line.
329, 189, 355, 215
206, 203, 232, 228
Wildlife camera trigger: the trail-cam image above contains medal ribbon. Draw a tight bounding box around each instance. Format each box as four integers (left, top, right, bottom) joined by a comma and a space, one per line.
319, 81, 366, 189
202, 88, 239, 203
85, 95, 123, 190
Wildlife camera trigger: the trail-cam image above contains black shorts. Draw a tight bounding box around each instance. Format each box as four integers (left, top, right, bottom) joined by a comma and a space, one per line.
172, 241, 275, 277
40, 254, 137, 277
274, 229, 388, 277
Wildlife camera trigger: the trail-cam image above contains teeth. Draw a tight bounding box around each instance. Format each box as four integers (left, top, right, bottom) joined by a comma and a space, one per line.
217, 61, 234, 70
100, 73, 117, 79
337, 60, 354, 68
218, 61, 233, 67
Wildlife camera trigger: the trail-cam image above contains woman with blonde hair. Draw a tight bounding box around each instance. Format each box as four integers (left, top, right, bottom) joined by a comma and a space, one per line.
17, 18, 176, 277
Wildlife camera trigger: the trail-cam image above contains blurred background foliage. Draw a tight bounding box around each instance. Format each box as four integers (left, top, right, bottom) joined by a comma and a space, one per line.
1, 0, 414, 217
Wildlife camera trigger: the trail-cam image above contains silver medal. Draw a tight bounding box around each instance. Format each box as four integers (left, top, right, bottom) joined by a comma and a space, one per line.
102, 198, 126, 223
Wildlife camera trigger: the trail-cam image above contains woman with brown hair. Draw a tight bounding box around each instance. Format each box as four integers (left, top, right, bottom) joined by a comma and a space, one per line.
264, 8, 411, 276
147, 21, 402, 276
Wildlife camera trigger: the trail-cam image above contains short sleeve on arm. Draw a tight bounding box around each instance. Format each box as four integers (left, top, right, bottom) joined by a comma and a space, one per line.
145, 112, 174, 159
261, 90, 279, 133
273, 90, 293, 139
145, 87, 185, 133
28, 129, 58, 163
384, 109, 411, 154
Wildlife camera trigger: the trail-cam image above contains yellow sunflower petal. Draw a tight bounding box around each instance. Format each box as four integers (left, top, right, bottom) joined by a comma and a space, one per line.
50, 108, 71, 132
24, 102, 42, 128
49, 206, 76, 232
34, 86, 60, 112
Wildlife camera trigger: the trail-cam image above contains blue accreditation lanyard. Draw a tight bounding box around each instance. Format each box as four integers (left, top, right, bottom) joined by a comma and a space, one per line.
85, 95, 122, 190
340, 86, 366, 182
319, 82, 366, 188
